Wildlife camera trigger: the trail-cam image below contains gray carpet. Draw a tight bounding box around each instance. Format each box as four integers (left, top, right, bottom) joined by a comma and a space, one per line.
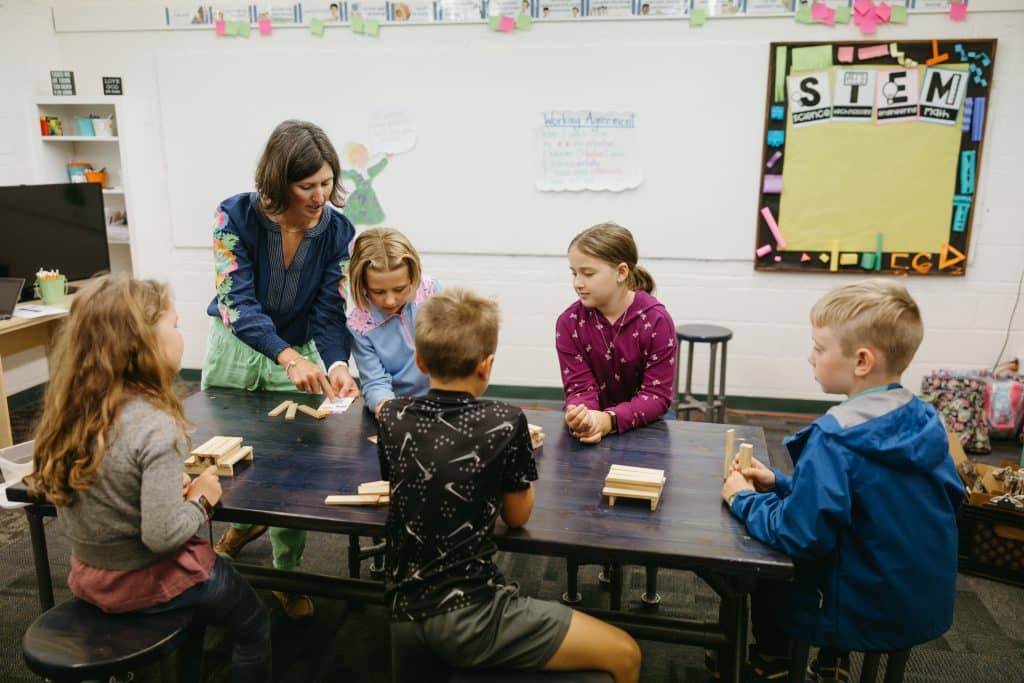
2, 389, 1023, 682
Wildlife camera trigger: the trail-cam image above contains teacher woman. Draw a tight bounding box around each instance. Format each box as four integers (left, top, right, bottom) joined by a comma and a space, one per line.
201, 119, 359, 620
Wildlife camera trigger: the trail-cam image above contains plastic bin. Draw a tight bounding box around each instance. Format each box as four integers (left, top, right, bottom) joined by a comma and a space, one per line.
0, 440, 34, 509
75, 116, 95, 136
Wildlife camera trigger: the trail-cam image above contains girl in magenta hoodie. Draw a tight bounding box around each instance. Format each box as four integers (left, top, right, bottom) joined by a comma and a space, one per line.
556, 223, 677, 442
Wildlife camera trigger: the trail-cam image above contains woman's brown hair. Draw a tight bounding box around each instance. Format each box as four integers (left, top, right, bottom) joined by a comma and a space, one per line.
30, 275, 189, 507
255, 119, 346, 216
568, 222, 655, 294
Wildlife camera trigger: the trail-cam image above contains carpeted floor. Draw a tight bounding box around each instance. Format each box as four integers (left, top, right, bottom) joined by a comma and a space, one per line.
2, 384, 1022, 682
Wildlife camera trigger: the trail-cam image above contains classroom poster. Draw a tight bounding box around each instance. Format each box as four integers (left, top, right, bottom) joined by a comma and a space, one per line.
690, 0, 741, 17
639, 0, 684, 17
367, 106, 417, 154
438, 0, 483, 20
211, 4, 254, 22
832, 69, 877, 122
166, 5, 212, 25
745, 0, 792, 15
589, 0, 633, 17
302, 2, 344, 22
392, 0, 434, 20
538, 0, 583, 19
488, 0, 530, 16
537, 111, 642, 192
351, 0, 389, 20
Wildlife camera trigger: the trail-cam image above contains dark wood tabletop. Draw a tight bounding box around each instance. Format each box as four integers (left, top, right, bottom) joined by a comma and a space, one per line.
185, 389, 793, 581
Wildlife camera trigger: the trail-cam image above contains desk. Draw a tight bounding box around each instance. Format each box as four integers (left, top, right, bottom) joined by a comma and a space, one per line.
0, 307, 69, 448
11, 388, 793, 683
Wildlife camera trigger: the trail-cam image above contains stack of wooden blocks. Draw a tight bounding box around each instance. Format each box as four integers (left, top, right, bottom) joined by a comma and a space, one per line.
602, 464, 666, 511
185, 436, 253, 476
528, 423, 544, 449
325, 480, 390, 506
723, 428, 753, 479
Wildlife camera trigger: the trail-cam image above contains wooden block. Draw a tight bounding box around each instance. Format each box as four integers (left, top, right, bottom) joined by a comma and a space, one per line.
267, 400, 292, 417
297, 404, 327, 420
724, 428, 735, 479
608, 464, 665, 479
602, 485, 662, 511
605, 473, 664, 489
214, 446, 254, 476
285, 402, 298, 421
357, 480, 390, 496
324, 494, 382, 506
528, 423, 544, 449
738, 443, 753, 470
192, 436, 243, 458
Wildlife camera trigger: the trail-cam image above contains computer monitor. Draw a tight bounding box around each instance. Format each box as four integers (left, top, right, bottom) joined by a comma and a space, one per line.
0, 183, 110, 301
0, 277, 23, 320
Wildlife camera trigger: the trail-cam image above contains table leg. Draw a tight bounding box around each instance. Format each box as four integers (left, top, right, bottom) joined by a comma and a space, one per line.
562, 557, 582, 604
0, 353, 13, 448
348, 534, 361, 578
26, 507, 54, 611
609, 563, 623, 611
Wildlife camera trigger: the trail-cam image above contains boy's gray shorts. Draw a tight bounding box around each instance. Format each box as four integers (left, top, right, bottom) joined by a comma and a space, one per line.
391, 584, 573, 680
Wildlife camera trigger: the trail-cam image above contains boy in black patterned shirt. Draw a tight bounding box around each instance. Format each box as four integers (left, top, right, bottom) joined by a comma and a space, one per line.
381, 287, 641, 683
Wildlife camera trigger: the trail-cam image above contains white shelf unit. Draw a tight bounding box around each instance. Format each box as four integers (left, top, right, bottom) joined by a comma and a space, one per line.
31, 96, 138, 276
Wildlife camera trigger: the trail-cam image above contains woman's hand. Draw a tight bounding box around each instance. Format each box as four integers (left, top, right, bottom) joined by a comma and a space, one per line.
283, 356, 337, 400
186, 465, 223, 506
731, 454, 776, 493
564, 405, 613, 443
329, 364, 360, 399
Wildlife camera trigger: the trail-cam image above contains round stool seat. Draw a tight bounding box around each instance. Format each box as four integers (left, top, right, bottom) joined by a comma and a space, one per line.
22, 599, 193, 681
450, 671, 613, 682
675, 324, 733, 344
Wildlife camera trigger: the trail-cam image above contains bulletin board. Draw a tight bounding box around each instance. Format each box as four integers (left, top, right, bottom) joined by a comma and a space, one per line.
755, 39, 996, 276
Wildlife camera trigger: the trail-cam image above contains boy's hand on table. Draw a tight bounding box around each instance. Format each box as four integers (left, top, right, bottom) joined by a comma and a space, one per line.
731, 454, 776, 492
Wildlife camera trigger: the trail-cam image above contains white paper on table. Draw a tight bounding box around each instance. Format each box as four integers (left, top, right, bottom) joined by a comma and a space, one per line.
318, 397, 355, 414
367, 105, 417, 155
13, 304, 66, 319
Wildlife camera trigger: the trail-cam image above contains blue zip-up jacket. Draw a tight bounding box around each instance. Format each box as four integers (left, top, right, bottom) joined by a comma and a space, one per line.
206, 192, 356, 369
347, 275, 441, 413
730, 386, 964, 652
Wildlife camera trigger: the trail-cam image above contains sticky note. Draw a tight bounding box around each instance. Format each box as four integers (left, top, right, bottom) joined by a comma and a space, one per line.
857, 44, 889, 60
310, 17, 325, 36
225, 20, 240, 36
762, 175, 783, 194
835, 6, 851, 24
949, 2, 967, 21
854, 0, 874, 15
215, 20, 226, 35
767, 130, 785, 147
237, 20, 251, 37
774, 46, 787, 103
860, 253, 875, 269
795, 4, 813, 24
365, 18, 380, 36
875, 2, 891, 22
259, 18, 272, 35
801, 253, 811, 262
792, 45, 833, 72
761, 206, 786, 248
890, 5, 906, 23
690, 8, 706, 26
837, 47, 854, 64
351, 14, 365, 32
516, 13, 532, 29
812, 3, 835, 25
499, 15, 515, 31
488, 15, 501, 30
770, 105, 784, 121
756, 244, 773, 258
766, 150, 782, 168
857, 17, 877, 34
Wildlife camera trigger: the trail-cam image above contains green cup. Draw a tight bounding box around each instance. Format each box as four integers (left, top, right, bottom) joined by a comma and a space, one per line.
36, 276, 68, 305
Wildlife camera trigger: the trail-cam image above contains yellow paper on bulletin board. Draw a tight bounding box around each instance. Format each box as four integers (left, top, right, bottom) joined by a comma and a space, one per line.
778, 64, 967, 254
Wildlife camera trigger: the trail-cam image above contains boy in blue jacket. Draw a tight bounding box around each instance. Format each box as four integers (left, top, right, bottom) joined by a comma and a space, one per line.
721, 280, 964, 683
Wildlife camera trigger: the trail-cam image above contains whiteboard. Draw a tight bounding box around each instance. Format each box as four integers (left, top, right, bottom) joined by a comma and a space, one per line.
157, 43, 767, 257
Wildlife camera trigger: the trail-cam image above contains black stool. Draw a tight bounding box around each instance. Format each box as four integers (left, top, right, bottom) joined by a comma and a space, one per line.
22, 598, 194, 682
674, 324, 733, 423
789, 642, 912, 683
450, 670, 613, 682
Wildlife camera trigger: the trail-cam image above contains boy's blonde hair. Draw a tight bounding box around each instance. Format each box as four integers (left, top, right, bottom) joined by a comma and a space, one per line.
414, 287, 499, 381
30, 275, 189, 507
348, 228, 422, 311
810, 279, 924, 374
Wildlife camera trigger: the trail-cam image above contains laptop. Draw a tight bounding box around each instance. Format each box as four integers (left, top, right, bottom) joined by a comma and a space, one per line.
0, 278, 25, 320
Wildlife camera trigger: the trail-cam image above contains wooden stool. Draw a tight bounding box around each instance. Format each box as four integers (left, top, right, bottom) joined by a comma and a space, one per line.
22, 598, 193, 682
674, 324, 733, 423
789, 642, 912, 683
449, 670, 613, 682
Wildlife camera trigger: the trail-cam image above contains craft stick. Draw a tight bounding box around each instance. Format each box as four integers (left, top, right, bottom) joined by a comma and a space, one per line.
738, 443, 754, 470
267, 400, 291, 417
324, 494, 382, 506
724, 428, 735, 479
285, 401, 298, 421
297, 404, 328, 420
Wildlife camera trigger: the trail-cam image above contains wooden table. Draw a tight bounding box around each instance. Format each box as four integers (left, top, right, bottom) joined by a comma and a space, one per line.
10, 388, 793, 683
0, 306, 69, 448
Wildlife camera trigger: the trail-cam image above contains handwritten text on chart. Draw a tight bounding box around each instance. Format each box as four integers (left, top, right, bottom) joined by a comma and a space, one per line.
537, 110, 642, 192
